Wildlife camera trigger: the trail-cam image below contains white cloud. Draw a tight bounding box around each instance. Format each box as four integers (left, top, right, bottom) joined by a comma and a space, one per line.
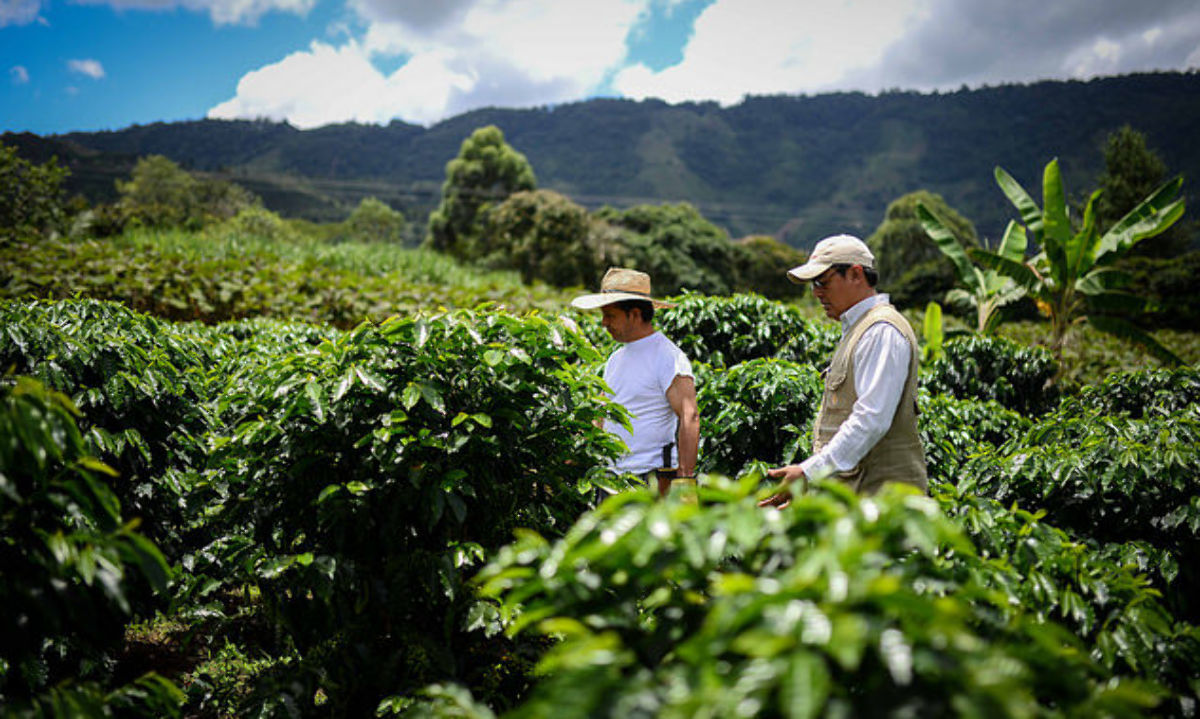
212, 0, 644, 127
68, 58, 106, 79
0, 0, 41, 26
1065, 37, 1123, 77
613, 0, 928, 104
209, 0, 1200, 129
71, 0, 314, 25
10, 65, 30, 84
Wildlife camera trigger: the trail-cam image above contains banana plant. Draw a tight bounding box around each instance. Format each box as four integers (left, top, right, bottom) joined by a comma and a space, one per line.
973, 158, 1184, 368
918, 203, 1028, 335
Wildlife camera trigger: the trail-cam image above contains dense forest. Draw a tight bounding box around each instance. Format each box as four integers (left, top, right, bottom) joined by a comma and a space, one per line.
5, 71, 1199, 246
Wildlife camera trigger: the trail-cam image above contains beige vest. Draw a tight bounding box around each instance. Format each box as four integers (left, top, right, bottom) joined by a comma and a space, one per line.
813, 301, 928, 495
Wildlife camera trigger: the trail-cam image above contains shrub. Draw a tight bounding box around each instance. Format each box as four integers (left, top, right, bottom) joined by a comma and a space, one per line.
595, 203, 746, 296
485, 189, 597, 287
695, 359, 822, 474
656, 293, 838, 369
1067, 365, 1200, 418
959, 389, 1200, 621
200, 309, 629, 714
0, 299, 218, 560
917, 392, 1032, 486
732, 234, 806, 300
477, 476, 1184, 717
920, 334, 1059, 416
1, 143, 71, 241
344, 196, 406, 244
0, 376, 179, 715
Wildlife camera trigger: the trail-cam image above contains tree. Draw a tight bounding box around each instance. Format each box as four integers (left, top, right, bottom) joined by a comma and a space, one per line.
975, 158, 1185, 370
345, 196, 405, 243
485, 189, 598, 287
1, 143, 70, 241
426, 126, 536, 262
918, 205, 1027, 335
117, 155, 199, 228
117, 155, 257, 230
1096, 126, 1189, 257
867, 191, 978, 309
594, 202, 744, 296
732, 234, 806, 299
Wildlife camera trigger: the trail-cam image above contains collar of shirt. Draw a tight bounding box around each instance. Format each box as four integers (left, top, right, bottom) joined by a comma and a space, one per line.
624, 330, 661, 348
839, 293, 890, 334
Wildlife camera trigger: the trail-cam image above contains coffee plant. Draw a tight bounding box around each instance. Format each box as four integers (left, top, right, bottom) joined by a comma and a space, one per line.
476, 475, 1189, 717
920, 334, 1060, 416
657, 293, 838, 369
695, 358, 822, 474
917, 392, 1032, 485
1, 285, 1197, 717
0, 376, 181, 716
195, 308, 631, 714
959, 377, 1200, 621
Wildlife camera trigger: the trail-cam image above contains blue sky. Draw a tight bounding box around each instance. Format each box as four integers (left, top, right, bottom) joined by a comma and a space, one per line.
3, 0, 1199, 136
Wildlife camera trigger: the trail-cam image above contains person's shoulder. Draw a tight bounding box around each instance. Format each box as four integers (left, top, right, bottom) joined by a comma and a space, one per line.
655, 331, 689, 355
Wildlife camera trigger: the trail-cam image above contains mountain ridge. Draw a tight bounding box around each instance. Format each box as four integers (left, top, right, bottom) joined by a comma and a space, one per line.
9, 71, 1198, 247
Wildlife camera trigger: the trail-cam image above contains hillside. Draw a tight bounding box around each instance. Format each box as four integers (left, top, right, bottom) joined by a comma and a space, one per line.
9, 71, 1200, 247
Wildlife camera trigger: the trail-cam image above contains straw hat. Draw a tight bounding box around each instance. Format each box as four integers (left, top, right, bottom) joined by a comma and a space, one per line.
570, 267, 675, 309
786, 234, 875, 283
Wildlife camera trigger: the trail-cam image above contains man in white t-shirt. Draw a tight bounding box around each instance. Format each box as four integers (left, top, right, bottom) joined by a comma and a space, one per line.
572, 268, 699, 496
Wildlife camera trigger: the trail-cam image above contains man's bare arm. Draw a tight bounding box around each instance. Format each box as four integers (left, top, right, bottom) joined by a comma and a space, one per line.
666, 375, 699, 477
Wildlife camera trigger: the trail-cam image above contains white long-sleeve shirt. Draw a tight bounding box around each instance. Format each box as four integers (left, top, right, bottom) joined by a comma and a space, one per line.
799, 294, 911, 480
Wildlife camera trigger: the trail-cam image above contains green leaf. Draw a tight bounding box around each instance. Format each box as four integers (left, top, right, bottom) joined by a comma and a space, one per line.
401, 383, 421, 410
918, 204, 976, 289
781, 653, 830, 719
333, 369, 355, 402
1040, 159, 1072, 258
994, 165, 1043, 240
418, 383, 446, 414
483, 349, 505, 367
355, 366, 387, 392
1096, 176, 1185, 259
305, 380, 326, 422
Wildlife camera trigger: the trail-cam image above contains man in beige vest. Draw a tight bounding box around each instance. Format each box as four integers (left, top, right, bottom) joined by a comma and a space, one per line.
760, 234, 927, 507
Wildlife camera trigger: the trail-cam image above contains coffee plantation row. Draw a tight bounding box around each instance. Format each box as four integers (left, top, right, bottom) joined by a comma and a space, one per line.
2, 294, 1198, 717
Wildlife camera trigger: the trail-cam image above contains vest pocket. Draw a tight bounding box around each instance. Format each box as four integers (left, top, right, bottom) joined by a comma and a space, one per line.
825, 366, 847, 392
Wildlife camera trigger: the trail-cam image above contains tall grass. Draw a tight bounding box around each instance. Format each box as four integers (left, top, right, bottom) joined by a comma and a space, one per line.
109, 226, 550, 292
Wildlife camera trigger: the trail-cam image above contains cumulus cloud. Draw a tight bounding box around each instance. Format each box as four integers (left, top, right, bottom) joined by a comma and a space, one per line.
211, 0, 644, 127
10, 65, 30, 84
210, 0, 1200, 129
68, 58, 106, 79
72, 0, 315, 25
0, 0, 42, 26
613, 0, 928, 104
210, 39, 490, 127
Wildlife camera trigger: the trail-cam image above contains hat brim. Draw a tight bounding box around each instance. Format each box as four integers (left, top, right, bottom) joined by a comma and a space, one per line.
571, 292, 675, 309
786, 260, 833, 284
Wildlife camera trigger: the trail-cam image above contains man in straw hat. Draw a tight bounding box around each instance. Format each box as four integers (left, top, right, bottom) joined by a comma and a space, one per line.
760, 234, 927, 507
572, 267, 699, 498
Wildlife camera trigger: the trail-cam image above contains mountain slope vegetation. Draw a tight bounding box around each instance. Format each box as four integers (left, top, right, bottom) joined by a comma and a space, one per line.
7, 71, 1199, 245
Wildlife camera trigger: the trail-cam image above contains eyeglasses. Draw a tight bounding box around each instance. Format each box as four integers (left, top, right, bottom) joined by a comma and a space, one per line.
811, 265, 850, 289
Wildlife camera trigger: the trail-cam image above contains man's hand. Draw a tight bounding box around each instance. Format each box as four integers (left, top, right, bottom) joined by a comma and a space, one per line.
758, 464, 805, 508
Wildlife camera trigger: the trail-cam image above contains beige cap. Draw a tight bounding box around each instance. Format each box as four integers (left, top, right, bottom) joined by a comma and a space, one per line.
786, 234, 875, 283
571, 267, 676, 309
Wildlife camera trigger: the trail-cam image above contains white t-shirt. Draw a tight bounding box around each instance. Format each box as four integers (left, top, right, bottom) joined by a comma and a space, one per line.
603, 331, 694, 475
